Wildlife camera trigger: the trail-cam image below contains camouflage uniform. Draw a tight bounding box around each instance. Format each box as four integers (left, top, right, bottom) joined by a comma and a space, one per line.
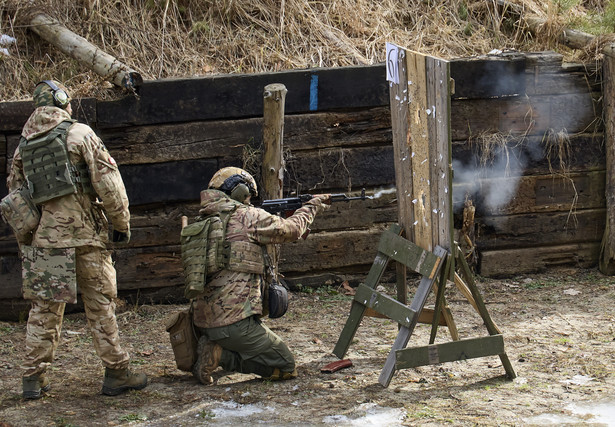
193, 188, 327, 378
8, 105, 131, 378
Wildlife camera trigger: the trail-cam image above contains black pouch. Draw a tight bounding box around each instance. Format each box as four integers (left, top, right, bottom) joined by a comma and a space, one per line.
268, 281, 289, 319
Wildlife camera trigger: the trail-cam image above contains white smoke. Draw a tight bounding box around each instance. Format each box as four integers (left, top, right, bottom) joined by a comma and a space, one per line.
453, 137, 543, 213
372, 187, 397, 199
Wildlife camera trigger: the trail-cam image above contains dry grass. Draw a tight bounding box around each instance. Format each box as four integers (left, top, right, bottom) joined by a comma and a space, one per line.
0, 0, 612, 101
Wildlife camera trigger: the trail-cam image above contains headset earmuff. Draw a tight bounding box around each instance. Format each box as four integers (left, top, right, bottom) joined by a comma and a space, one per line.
230, 183, 251, 203
38, 80, 70, 108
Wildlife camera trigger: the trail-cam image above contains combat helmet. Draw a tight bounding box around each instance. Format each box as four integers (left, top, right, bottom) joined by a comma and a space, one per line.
209, 167, 258, 203
33, 80, 71, 109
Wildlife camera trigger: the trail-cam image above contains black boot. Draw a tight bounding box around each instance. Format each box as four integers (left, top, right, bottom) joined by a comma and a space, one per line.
22, 373, 50, 400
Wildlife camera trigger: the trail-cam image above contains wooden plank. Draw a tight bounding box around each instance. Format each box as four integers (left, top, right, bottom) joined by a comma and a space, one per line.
120, 159, 218, 206
453, 171, 606, 216
479, 242, 600, 277
377, 230, 441, 278
449, 55, 526, 99
427, 55, 453, 251
524, 72, 602, 96
407, 50, 433, 251
96, 66, 389, 127
395, 335, 505, 369
451, 133, 606, 175
378, 245, 447, 387
0, 98, 97, 132
364, 307, 448, 326
0, 133, 6, 175
477, 208, 605, 250
281, 145, 395, 192
354, 284, 417, 328
98, 108, 393, 166
451, 93, 600, 140
388, 46, 412, 304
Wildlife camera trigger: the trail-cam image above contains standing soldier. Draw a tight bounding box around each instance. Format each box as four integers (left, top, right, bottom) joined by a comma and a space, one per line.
189, 167, 330, 384
7, 80, 147, 399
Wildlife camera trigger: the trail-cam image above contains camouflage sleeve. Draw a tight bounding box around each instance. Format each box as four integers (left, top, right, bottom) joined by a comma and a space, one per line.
78, 125, 130, 232
6, 148, 25, 192
251, 197, 327, 244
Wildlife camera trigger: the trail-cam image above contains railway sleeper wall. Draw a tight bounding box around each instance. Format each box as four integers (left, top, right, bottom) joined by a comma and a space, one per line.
0, 51, 604, 318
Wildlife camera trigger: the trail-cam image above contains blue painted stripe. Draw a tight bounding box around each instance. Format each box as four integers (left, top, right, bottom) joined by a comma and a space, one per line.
309, 74, 318, 111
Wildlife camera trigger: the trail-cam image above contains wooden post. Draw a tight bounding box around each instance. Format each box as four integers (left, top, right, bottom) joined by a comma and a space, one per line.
262, 83, 287, 278
29, 13, 142, 90
600, 45, 615, 274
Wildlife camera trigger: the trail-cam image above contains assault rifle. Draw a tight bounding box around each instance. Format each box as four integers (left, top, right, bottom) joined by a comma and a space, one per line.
260, 188, 372, 215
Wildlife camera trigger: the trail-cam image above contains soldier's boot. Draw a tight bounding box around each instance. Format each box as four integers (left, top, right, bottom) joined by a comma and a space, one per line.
265, 368, 298, 381
101, 368, 148, 396
22, 373, 50, 400
192, 336, 222, 385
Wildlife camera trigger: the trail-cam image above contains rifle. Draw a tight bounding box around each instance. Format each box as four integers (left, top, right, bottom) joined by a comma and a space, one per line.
259, 188, 372, 215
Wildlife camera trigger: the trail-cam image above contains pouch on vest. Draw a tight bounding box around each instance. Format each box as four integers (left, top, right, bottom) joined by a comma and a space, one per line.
0, 185, 41, 242
180, 211, 232, 299
166, 305, 200, 372
19, 120, 94, 204
21, 246, 77, 304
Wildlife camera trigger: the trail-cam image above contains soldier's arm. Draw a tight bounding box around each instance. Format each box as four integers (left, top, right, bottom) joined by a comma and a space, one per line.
78, 126, 130, 233
252, 196, 329, 244
6, 149, 25, 192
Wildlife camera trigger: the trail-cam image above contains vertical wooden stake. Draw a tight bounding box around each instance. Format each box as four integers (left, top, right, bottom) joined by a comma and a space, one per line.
600, 46, 615, 275
262, 83, 287, 278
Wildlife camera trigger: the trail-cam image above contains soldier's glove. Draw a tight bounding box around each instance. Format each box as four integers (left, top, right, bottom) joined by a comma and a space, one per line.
306, 194, 331, 213
112, 229, 131, 244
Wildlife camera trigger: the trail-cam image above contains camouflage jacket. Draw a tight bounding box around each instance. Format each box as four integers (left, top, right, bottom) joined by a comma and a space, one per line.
7, 106, 130, 248
193, 189, 325, 328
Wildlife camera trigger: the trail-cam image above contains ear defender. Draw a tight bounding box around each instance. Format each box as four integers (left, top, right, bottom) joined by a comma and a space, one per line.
38, 80, 70, 108
230, 183, 251, 202
220, 174, 256, 202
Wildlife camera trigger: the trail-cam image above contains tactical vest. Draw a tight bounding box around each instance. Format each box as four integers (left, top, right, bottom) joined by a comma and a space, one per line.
180, 207, 266, 299
19, 120, 94, 205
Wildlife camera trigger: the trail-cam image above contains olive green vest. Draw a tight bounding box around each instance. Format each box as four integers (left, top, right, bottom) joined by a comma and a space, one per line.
19, 120, 94, 205
181, 207, 266, 299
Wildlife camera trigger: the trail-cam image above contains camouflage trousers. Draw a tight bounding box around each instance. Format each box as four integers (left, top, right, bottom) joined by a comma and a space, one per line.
200, 315, 295, 378
22, 246, 130, 377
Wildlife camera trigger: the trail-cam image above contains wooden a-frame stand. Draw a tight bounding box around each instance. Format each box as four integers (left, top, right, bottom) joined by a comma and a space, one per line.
332, 224, 516, 387
332, 45, 515, 387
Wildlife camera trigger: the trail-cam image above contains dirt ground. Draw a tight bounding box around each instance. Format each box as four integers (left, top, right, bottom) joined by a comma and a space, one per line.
1, 267, 614, 426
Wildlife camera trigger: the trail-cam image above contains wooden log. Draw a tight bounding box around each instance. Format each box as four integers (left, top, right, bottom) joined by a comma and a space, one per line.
29, 13, 142, 89
262, 83, 287, 200
262, 83, 287, 278
479, 242, 600, 277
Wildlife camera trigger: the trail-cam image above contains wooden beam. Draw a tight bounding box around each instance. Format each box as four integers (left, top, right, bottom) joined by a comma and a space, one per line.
395, 335, 505, 369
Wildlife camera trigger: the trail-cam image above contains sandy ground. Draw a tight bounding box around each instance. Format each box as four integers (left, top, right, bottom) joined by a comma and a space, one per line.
1, 267, 615, 426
